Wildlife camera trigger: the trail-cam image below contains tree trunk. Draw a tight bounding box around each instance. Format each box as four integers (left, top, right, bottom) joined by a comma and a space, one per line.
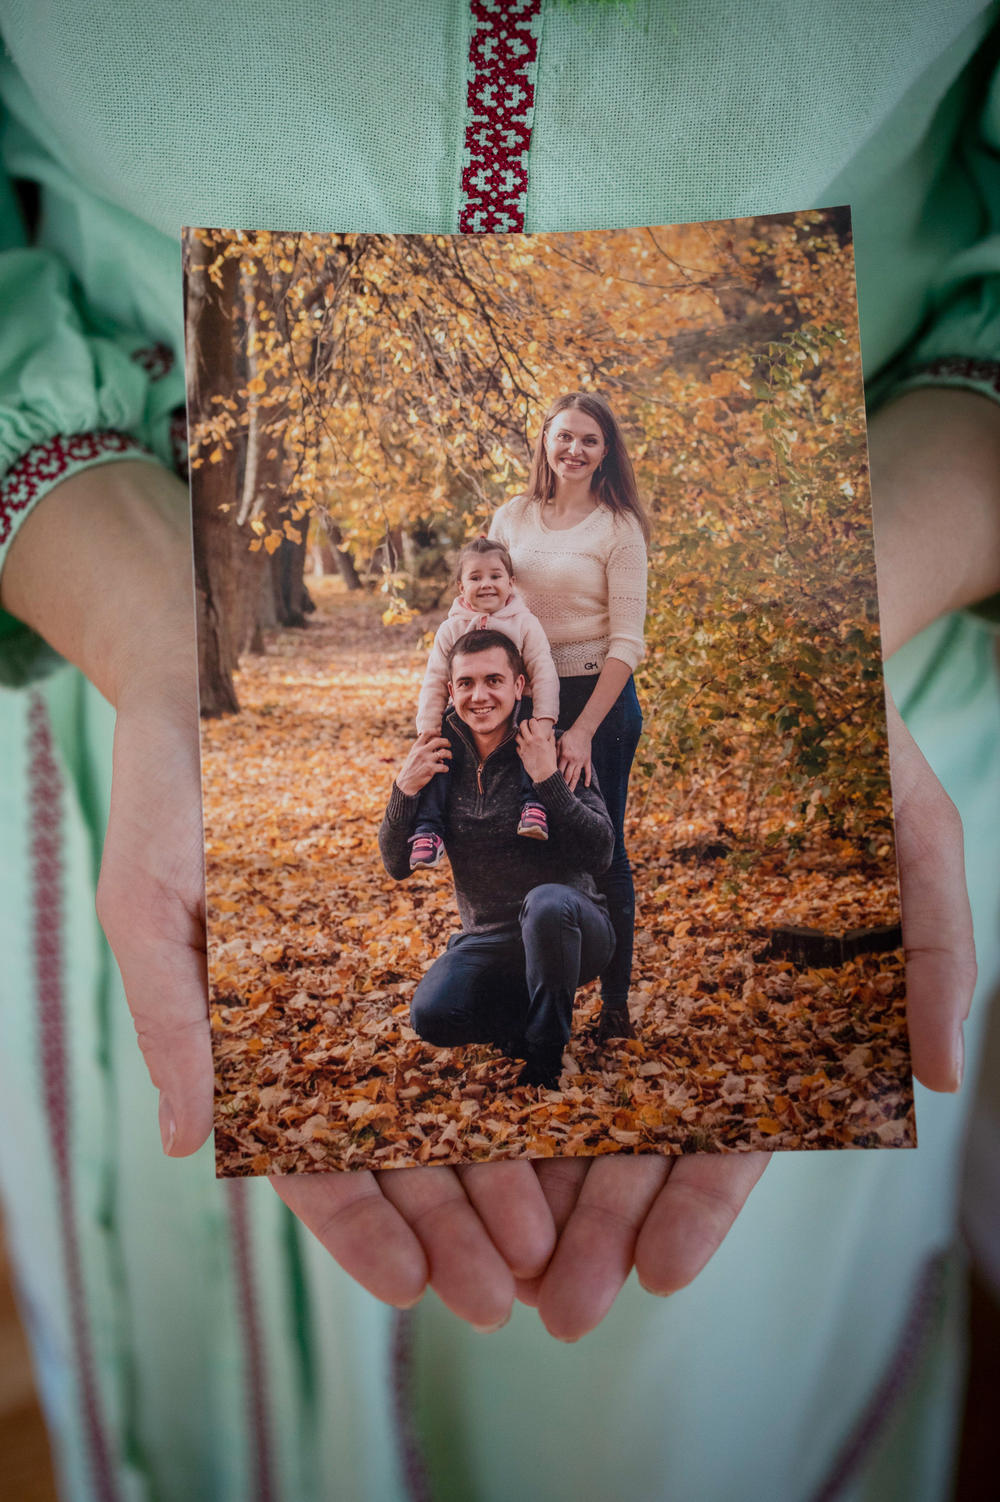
333, 544, 362, 589
323, 518, 363, 589
185, 234, 249, 716
271, 535, 312, 626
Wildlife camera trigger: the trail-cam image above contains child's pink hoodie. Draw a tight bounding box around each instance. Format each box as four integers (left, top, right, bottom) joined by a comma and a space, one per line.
415, 587, 560, 733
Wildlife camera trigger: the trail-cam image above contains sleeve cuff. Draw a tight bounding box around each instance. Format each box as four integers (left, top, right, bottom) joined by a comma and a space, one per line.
1, 429, 154, 558
0, 431, 157, 687
532, 771, 578, 812
385, 781, 420, 823
607, 643, 643, 670
891, 356, 1000, 407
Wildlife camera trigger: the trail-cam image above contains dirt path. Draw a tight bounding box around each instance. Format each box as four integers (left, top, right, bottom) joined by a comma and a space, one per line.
203, 584, 913, 1175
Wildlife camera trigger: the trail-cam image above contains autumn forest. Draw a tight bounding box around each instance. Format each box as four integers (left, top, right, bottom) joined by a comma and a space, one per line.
184, 214, 914, 1175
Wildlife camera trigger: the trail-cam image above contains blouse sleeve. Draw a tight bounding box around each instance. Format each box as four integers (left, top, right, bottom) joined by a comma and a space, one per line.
606, 517, 648, 669
0, 118, 180, 686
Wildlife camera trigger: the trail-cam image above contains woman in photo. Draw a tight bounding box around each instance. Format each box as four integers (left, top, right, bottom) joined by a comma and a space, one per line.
490, 392, 651, 1041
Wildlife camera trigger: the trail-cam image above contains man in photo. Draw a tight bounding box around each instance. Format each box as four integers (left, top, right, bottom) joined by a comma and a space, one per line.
378, 630, 616, 1089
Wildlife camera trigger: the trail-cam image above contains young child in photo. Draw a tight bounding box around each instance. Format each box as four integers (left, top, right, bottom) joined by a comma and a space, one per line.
409, 536, 560, 868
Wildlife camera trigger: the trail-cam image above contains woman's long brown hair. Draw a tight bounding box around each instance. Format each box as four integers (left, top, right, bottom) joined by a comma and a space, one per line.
523, 392, 651, 543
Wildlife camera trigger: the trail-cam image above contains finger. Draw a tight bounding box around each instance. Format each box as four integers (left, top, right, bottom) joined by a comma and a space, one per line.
378, 1166, 516, 1329
97, 710, 213, 1157
514, 1157, 589, 1306
272, 1172, 427, 1308
583, 758, 592, 788
536, 1155, 671, 1340
885, 697, 977, 1091
635, 1152, 768, 1296
457, 1160, 556, 1279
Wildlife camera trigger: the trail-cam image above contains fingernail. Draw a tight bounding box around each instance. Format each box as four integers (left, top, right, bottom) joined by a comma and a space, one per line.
953, 1028, 965, 1092
159, 1095, 177, 1155
472, 1314, 510, 1334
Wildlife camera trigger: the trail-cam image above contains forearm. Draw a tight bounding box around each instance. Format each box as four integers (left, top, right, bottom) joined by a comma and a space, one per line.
533, 774, 614, 871
869, 388, 1000, 657
0, 459, 195, 713
378, 782, 420, 878
568, 656, 633, 735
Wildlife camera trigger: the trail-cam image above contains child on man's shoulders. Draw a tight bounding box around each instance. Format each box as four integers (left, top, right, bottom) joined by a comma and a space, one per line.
409, 536, 559, 869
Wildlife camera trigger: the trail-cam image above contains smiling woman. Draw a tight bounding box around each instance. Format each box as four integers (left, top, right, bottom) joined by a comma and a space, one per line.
490, 391, 651, 1039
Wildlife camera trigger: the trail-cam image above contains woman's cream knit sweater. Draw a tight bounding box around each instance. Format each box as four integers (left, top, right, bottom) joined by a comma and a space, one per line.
489, 495, 648, 677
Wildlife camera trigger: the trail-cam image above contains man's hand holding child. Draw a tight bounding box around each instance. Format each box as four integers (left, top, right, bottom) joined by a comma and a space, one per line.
396, 731, 452, 796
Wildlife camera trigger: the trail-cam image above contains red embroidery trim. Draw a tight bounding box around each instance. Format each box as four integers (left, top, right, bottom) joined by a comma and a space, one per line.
226, 1181, 277, 1502
130, 343, 175, 382
909, 356, 1000, 394
811, 1251, 947, 1501
28, 694, 122, 1502
0, 431, 142, 545
390, 1310, 433, 1502
459, 0, 543, 233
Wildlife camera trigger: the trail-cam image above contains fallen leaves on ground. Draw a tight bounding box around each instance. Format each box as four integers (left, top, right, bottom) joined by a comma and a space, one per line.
203, 585, 913, 1176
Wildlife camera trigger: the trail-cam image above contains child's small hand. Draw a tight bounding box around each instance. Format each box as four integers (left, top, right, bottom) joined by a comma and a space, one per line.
516, 718, 559, 782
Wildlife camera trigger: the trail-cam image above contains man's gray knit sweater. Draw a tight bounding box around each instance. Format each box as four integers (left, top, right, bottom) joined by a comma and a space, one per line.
378, 712, 614, 935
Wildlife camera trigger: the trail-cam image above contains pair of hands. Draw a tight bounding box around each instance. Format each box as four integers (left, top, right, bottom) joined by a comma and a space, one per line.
103, 650, 766, 1339
397, 715, 565, 791
98, 657, 967, 1339
4, 383, 992, 1339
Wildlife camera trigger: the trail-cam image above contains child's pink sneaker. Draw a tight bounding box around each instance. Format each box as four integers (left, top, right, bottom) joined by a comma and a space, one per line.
517, 803, 549, 841
409, 832, 446, 869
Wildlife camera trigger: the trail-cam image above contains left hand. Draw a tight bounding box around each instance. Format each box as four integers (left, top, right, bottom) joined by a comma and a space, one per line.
556, 721, 593, 791
512, 680, 977, 1341
516, 716, 559, 782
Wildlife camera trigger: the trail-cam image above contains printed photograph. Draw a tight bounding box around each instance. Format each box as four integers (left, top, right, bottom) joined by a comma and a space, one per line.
183, 213, 915, 1176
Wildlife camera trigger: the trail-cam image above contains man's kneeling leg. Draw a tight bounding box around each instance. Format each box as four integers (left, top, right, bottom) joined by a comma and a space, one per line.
410, 930, 528, 1047
518, 884, 616, 1085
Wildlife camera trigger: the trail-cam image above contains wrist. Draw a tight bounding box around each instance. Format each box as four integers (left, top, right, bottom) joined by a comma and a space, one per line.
1, 459, 194, 708
870, 388, 1000, 654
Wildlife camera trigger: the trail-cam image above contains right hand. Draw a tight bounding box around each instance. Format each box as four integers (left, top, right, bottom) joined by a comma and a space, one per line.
1, 462, 554, 1329
395, 730, 452, 796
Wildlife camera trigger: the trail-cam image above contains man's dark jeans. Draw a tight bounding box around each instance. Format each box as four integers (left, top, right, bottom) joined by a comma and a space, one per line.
410, 883, 616, 1053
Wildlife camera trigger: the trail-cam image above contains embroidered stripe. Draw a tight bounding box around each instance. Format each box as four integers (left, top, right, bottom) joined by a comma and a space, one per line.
811, 1251, 948, 1501
227, 1181, 277, 1502
28, 693, 122, 1502
459, 0, 543, 233
1, 432, 146, 545
129, 343, 174, 382
390, 1309, 433, 1502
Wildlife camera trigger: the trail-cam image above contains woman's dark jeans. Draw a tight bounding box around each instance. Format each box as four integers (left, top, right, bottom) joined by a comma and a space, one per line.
557, 673, 643, 1008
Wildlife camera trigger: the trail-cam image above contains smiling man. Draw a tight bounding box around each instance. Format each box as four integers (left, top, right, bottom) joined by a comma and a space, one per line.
378, 630, 616, 1089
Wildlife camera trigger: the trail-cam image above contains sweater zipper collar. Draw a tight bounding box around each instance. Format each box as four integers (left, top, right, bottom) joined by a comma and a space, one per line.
447, 712, 518, 794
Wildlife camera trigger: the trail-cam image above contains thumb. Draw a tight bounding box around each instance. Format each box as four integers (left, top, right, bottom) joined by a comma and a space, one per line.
885, 695, 976, 1092
96, 704, 213, 1155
